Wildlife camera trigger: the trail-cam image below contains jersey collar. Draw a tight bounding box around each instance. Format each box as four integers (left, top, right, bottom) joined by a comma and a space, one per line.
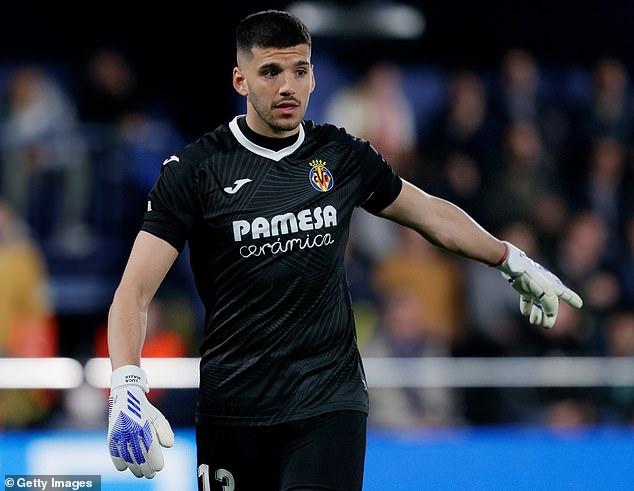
229, 115, 305, 162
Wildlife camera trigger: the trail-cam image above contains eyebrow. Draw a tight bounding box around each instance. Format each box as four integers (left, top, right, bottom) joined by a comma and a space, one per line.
258, 60, 310, 71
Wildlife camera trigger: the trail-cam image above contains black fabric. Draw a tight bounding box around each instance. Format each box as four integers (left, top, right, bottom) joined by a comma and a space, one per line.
195, 410, 367, 491
140, 119, 402, 426
237, 115, 300, 151
357, 142, 403, 213
142, 154, 200, 252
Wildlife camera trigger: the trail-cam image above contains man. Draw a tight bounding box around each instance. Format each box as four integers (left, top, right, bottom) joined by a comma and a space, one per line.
106, 10, 582, 491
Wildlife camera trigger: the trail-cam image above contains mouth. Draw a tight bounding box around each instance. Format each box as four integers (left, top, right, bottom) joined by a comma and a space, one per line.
273, 101, 300, 117
274, 100, 300, 111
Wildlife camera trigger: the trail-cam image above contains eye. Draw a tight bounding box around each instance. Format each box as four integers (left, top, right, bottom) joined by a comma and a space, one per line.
262, 68, 279, 78
297, 68, 308, 77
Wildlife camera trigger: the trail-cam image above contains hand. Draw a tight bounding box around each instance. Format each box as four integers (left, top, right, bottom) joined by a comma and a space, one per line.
496, 241, 583, 328
107, 365, 174, 479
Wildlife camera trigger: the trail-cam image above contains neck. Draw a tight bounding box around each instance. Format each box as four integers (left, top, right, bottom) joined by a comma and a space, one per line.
237, 116, 300, 152
245, 111, 300, 139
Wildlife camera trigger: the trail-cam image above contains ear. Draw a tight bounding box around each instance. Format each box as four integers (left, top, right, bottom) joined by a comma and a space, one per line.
310, 64, 316, 93
233, 66, 248, 96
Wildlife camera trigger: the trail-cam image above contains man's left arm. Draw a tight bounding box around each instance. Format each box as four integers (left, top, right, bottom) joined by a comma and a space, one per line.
378, 179, 583, 328
379, 179, 506, 265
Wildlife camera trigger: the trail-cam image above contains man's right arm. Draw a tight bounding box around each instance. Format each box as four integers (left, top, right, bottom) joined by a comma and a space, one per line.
108, 231, 179, 370
107, 146, 195, 479
107, 231, 179, 479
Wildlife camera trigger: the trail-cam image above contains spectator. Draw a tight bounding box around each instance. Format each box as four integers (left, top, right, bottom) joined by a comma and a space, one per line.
1, 66, 91, 247
498, 49, 540, 125
604, 311, 634, 422
537, 299, 595, 356
364, 291, 458, 428
326, 63, 417, 176
0, 200, 58, 427
484, 121, 556, 230
437, 152, 486, 225
373, 227, 463, 343
425, 71, 500, 183
557, 211, 622, 315
580, 138, 627, 254
585, 58, 632, 143
79, 49, 142, 125
557, 211, 608, 285
0, 200, 53, 355
544, 399, 596, 429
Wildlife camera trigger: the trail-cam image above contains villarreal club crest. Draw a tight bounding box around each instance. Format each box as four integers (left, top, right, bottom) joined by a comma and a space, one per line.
309, 159, 334, 192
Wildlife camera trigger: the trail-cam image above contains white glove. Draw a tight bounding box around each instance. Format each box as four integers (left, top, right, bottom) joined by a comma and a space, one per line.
496, 241, 583, 329
107, 365, 174, 479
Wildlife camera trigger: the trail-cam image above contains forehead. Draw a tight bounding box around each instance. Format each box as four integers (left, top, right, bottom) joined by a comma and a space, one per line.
248, 44, 311, 67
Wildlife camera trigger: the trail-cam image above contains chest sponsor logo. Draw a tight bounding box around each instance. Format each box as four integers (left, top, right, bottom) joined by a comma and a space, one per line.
309, 159, 333, 192
232, 206, 338, 258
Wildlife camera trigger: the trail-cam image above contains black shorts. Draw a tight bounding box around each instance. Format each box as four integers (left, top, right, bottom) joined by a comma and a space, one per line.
195, 410, 367, 491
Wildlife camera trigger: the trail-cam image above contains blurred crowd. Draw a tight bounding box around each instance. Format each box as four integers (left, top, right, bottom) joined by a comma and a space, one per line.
0, 48, 632, 431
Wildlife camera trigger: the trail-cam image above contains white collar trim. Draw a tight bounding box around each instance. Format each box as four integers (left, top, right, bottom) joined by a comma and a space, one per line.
229, 115, 305, 162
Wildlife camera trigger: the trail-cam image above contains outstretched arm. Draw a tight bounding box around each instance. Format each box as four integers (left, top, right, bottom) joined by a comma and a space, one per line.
378, 179, 582, 328
378, 179, 506, 265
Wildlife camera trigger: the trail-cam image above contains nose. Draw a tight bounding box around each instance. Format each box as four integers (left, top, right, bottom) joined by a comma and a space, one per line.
279, 71, 296, 97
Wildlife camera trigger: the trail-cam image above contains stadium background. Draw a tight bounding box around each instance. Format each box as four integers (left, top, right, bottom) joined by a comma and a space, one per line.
0, 1, 633, 489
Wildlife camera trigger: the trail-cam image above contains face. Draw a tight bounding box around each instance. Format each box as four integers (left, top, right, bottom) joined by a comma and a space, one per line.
233, 44, 315, 137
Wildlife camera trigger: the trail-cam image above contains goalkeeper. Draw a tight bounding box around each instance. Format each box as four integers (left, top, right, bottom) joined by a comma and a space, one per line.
106, 9, 582, 490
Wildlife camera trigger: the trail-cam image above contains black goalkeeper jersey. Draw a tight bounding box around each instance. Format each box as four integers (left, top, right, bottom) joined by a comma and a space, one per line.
141, 116, 402, 425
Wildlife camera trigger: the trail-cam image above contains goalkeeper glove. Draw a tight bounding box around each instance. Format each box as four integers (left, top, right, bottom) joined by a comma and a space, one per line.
107, 365, 174, 479
496, 241, 583, 329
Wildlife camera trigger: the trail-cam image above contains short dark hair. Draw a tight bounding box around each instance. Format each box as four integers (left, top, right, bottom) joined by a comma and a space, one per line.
236, 10, 311, 54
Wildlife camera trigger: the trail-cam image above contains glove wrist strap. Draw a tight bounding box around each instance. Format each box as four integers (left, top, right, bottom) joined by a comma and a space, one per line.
493, 242, 509, 267
496, 241, 526, 276
111, 364, 150, 393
